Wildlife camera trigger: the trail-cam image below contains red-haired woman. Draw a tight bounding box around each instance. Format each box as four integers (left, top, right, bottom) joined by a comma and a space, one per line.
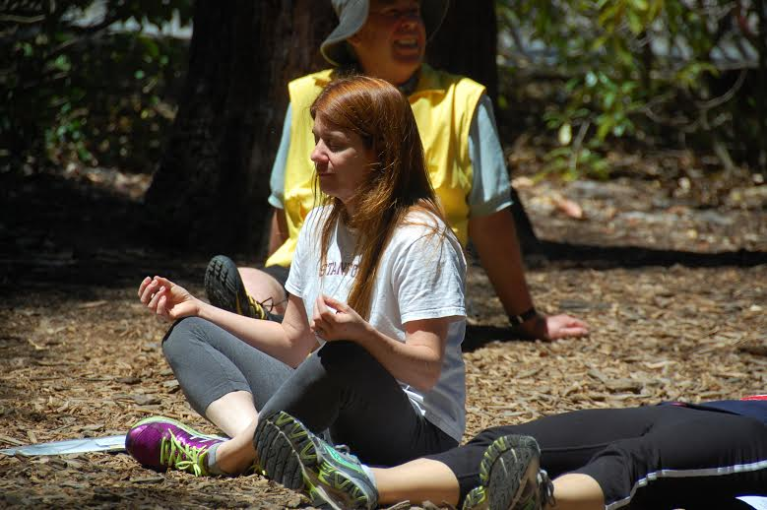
127, 76, 468, 489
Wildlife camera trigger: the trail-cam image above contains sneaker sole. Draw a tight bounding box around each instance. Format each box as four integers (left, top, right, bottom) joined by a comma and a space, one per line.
205, 255, 249, 316
254, 412, 372, 510
462, 485, 490, 510
470, 435, 541, 510
254, 411, 315, 491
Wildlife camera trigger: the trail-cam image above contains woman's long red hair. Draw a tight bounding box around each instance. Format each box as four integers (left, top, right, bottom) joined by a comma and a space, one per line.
310, 76, 445, 319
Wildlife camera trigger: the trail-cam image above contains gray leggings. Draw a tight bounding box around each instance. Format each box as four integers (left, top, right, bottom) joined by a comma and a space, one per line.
162, 317, 457, 466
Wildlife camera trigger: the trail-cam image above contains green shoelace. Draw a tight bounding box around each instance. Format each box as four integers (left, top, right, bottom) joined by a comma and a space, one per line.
159, 431, 209, 476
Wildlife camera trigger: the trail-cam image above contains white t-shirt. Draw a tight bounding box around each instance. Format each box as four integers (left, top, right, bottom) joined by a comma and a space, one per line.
285, 206, 468, 441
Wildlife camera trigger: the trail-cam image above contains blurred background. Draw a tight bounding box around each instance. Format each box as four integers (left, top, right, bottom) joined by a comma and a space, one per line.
1, 0, 765, 265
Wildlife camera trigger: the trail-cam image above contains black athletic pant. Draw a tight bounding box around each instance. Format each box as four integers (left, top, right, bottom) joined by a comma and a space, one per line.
429, 404, 767, 509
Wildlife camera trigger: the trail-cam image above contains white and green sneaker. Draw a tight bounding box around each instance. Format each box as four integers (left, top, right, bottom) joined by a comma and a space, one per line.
462, 435, 554, 510
254, 411, 378, 510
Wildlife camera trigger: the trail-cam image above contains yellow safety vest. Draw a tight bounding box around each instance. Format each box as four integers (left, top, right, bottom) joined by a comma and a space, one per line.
266, 64, 485, 268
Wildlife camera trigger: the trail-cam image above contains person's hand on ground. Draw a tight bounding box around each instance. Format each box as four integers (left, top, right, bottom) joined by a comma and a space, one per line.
311, 294, 370, 342
138, 276, 201, 321
514, 313, 589, 341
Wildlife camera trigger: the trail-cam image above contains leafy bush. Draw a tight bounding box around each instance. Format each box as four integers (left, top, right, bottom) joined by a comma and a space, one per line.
497, 0, 766, 178
1, 0, 192, 173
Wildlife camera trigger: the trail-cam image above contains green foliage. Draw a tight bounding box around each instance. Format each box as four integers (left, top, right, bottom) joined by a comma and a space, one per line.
542, 141, 612, 181
1, 0, 192, 173
497, 0, 767, 177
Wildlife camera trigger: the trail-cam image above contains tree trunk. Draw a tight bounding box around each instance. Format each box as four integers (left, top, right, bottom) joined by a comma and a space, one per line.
145, 0, 538, 255
428, 0, 540, 250
144, 0, 335, 254
427, 0, 498, 102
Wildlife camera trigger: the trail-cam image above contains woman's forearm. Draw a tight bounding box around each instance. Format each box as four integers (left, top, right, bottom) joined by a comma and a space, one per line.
197, 302, 310, 368
353, 325, 444, 391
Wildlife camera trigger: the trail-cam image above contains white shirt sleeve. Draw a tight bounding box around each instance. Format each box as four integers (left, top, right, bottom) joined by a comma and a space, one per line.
390, 222, 466, 324
268, 104, 293, 210
284, 202, 313, 297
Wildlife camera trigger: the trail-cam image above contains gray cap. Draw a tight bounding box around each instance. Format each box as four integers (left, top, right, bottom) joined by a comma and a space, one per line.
321, 0, 450, 66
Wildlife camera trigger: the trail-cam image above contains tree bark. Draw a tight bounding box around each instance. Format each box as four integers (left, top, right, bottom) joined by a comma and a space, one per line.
144, 0, 335, 253
428, 0, 539, 250
145, 0, 539, 255
427, 0, 498, 102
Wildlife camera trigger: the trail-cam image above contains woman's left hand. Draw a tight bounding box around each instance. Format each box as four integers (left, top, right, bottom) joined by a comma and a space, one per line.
138, 275, 201, 321
515, 312, 589, 341
311, 295, 370, 342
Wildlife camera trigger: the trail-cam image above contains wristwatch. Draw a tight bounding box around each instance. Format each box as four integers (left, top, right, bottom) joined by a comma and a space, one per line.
508, 307, 538, 327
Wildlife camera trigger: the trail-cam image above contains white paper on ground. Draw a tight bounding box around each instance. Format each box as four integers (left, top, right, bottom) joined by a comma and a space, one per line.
738, 496, 767, 510
0, 435, 126, 456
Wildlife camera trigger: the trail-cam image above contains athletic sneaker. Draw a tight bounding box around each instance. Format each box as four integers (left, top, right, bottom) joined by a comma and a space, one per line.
254, 411, 378, 510
125, 416, 225, 477
462, 435, 554, 510
204, 255, 274, 320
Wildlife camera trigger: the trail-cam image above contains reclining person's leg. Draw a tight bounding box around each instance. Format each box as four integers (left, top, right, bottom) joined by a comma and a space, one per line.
572, 406, 767, 509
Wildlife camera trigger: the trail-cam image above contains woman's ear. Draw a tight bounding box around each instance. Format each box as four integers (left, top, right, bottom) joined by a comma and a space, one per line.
347, 32, 363, 47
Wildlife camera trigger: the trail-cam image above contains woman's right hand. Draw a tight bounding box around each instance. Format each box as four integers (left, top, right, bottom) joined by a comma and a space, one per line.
138, 276, 201, 321
311, 294, 371, 343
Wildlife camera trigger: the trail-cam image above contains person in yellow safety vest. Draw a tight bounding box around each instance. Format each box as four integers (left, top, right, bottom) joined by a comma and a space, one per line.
204, 0, 589, 342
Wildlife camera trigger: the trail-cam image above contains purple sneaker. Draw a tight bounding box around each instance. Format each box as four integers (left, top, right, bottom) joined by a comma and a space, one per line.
125, 416, 225, 476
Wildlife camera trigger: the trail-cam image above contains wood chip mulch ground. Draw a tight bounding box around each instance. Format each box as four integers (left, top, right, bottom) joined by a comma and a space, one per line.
0, 166, 765, 508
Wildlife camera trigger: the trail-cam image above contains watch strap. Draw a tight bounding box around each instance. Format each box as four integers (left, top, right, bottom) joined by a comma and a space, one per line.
508, 307, 538, 327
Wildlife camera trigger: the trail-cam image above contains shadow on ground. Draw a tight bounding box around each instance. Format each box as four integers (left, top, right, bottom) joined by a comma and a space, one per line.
536, 240, 766, 268
2, 169, 765, 302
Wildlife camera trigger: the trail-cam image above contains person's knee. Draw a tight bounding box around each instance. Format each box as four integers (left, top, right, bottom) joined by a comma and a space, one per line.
576, 441, 644, 498
317, 341, 387, 379
319, 340, 371, 361
161, 316, 207, 358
